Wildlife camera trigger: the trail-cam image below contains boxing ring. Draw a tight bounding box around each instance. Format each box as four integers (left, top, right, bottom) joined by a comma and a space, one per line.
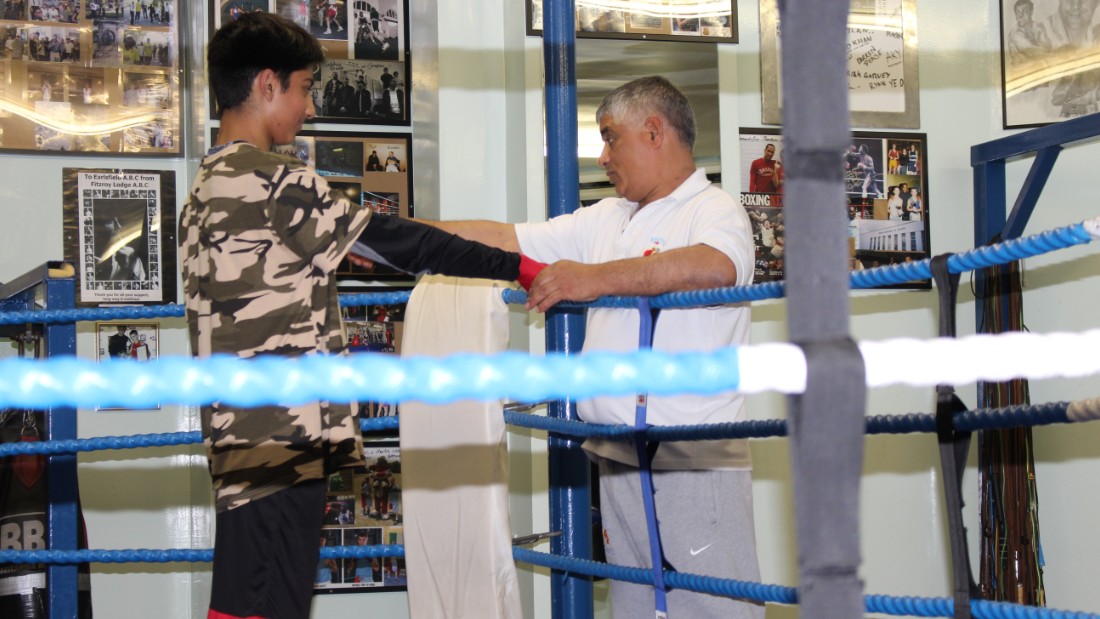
3, 213, 1100, 619
4, 0, 1100, 617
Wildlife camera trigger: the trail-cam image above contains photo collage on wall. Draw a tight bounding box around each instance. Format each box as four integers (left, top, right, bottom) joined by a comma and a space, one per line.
341, 295, 406, 421
316, 442, 406, 594
0, 0, 179, 154
213, 0, 408, 124
739, 128, 930, 288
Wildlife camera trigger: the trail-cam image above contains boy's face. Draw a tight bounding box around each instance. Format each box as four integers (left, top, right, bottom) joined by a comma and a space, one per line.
270, 68, 317, 146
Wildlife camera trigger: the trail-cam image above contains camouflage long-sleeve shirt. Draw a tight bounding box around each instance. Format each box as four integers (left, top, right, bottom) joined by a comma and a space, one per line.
180, 142, 369, 512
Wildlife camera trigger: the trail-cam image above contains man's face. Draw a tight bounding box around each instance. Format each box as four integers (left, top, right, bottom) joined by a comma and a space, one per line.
764, 144, 775, 161
597, 112, 659, 204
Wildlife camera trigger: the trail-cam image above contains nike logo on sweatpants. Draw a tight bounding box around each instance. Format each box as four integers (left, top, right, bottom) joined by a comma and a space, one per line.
689, 543, 713, 556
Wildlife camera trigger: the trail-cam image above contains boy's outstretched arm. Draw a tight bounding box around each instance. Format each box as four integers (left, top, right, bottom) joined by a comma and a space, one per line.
349, 215, 544, 289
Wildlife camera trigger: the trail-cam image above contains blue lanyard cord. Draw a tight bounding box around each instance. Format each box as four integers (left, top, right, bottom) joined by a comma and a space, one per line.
633, 297, 670, 617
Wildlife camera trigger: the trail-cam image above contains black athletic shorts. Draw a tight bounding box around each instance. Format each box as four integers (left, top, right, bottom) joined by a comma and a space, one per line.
208, 480, 326, 619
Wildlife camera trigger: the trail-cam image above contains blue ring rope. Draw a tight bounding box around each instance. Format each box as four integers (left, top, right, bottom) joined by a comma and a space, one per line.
0, 348, 745, 409
0, 401, 1077, 457
2, 544, 1094, 618
1, 219, 1094, 326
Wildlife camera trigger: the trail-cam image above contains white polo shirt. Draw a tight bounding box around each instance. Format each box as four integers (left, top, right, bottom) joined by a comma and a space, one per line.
516, 169, 755, 470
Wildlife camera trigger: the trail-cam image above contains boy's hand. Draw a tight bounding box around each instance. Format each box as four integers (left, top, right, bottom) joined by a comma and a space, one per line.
517, 254, 547, 291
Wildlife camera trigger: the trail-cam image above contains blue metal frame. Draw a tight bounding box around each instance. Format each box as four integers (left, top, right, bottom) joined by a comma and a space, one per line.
542, 1, 593, 618
971, 111, 1100, 406
0, 262, 78, 619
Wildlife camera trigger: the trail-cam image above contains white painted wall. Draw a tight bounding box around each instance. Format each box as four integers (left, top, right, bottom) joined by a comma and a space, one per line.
1, 0, 1099, 617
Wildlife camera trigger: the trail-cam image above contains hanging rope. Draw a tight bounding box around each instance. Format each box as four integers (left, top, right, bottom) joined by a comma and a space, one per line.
977, 257, 1046, 606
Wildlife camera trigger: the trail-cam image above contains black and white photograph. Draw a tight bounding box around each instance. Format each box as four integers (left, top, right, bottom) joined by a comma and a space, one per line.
1000, 0, 1100, 126
62, 168, 178, 305
315, 442, 407, 594
350, 0, 401, 60
739, 128, 930, 288
318, 59, 404, 121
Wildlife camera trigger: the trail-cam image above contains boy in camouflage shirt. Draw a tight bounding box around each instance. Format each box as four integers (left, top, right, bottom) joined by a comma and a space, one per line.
182, 13, 544, 619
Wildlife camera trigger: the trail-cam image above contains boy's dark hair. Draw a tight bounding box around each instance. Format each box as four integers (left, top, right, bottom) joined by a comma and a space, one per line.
207, 12, 324, 115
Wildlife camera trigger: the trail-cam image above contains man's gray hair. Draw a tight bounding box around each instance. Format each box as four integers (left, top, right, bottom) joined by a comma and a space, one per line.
595, 75, 696, 151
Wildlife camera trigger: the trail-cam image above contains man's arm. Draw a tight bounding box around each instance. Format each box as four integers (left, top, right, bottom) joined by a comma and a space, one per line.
411, 218, 521, 253
524, 244, 737, 312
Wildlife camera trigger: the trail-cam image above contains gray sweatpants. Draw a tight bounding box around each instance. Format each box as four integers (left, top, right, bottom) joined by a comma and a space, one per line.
597, 457, 766, 619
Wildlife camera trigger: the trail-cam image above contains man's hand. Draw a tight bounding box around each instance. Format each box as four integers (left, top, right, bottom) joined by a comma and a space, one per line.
525, 260, 601, 312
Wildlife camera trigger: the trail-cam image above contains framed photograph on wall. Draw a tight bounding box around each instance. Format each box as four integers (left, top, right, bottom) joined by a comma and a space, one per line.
316, 441, 406, 594
760, 0, 920, 129
526, 0, 737, 43
94, 321, 160, 411
61, 168, 178, 306
211, 0, 409, 125
739, 127, 930, 289
999, 0, 1098, 127
0, 0, 181, 154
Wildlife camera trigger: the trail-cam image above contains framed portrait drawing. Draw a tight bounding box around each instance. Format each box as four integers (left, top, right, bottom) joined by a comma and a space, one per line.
0, 0, 181, 154
94, 320, 160, 410
61, 168, 178, 306
526, 0, 737, 43
316, 441, 406, 594
739, 127, 931, 289
999, 0, 1100, 127
211, 0, 409, 125
760, 0, 920, 129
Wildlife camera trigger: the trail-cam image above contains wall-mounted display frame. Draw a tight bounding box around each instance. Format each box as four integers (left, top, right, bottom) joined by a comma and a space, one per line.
61, 167, 178, 306
998, 0, 1098, 128
526, 0, 737, 43
316, 440, 407, 594
94, 320, 161, 411
739, 127, 930, 289
210, 0, 409, 125
341, 287, 407, 423
760, 0, 920, 129
0, 0, 181, 154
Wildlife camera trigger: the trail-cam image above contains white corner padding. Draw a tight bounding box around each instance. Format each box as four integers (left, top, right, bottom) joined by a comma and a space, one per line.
398, 275, 522, 619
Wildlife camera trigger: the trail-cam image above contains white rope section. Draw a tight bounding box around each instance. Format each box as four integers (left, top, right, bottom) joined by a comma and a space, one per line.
1067, 397, 1100, 422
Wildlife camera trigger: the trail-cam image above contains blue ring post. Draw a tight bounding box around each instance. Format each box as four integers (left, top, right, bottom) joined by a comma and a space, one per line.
45, 268, 79, 619
543, 0, 593, 617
